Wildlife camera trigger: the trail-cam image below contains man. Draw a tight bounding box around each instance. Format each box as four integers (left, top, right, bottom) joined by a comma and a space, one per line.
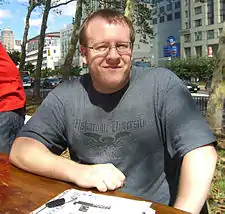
0, 42, 26, 154
10, 9, 217, 214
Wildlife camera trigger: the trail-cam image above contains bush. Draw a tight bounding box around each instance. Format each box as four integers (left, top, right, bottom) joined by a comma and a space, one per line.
165, 57, 217, 81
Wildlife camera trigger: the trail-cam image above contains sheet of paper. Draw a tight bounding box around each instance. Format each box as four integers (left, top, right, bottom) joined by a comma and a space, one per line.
30, 189, 155, 214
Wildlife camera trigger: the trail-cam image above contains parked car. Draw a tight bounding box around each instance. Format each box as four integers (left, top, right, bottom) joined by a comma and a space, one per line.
22, 76, 32, 88
43, 78, 61, 89
183, 80, 199, 93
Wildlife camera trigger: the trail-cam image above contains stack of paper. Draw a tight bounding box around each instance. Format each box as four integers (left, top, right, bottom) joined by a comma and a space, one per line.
31, 189, 155, 214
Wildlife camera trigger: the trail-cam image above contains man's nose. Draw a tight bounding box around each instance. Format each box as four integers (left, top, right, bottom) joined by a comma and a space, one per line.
106, 46, 120, 59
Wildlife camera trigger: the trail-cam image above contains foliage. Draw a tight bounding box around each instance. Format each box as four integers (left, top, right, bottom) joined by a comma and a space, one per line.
84, 0, 153, 43
7, 51, 21, 66
165, 57, 217, 80
134, 2, 154, 43
41, 68, 53, 78
71, 66, 82, 76
24, 62, 35, 76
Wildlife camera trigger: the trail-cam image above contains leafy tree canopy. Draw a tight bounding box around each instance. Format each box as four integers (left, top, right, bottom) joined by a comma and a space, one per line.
7, 51, 21, 66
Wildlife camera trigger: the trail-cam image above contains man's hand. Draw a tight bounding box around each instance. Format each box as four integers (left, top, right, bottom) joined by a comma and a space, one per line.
72, 163, 126, 192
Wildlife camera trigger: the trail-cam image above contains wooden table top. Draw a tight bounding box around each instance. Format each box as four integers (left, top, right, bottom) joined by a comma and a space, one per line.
0, 153, 189, 214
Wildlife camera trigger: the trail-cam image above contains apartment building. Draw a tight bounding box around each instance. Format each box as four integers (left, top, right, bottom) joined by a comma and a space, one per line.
60, 24, 82, 67
151, 0, 181, 66
1, 27, 15, 52
180, 0, 225, 58
26, 32, 60, 70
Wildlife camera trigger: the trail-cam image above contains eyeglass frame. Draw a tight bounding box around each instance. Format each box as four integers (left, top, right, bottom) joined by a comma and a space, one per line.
84, 41, 133, 54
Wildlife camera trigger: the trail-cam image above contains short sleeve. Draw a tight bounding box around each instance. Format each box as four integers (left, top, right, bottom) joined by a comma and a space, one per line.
17, 91, 67, 155
160, 78, 216, 159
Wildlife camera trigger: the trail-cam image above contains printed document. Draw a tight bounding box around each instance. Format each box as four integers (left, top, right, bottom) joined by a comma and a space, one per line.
31, 189, 155, 214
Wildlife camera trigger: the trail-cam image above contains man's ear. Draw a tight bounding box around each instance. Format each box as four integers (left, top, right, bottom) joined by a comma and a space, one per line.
80, 45, 88, 64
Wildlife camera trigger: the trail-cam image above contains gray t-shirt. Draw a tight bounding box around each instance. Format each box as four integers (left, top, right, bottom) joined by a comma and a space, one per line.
18, 67, 216, 205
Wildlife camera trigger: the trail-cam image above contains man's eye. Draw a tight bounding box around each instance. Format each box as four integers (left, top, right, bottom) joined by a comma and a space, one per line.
95, 44, 108, 51
117, 43, 129, 50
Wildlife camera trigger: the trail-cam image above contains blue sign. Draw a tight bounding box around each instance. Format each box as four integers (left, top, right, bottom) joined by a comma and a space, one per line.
163, 44, 179, 57
164, 46, 171, 57
167, 36, 176, 46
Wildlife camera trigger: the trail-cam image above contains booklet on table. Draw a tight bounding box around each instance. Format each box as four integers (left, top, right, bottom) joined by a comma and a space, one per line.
30, 188, 155, 214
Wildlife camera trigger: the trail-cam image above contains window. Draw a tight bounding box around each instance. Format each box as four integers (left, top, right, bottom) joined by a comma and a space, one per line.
175, 12, 180, 19
185, 0, 188, 6
153, 18, 157, 24
207, 30, 214, 39
218, 28, 223, 38
195, 6, 202, 15
185, 10, 188, 18
195, 19, 202, 27
195, 31, 202, 41
54, 50, 56, 53
175, 1, 180, 9
184, 47, 191, 57
167, 14, 173, 21
195, 46, 202, 57
220, 1, 225, 22
160, 16, 165, 23
167, 3, 172, 11
208, 17, 214, 25
159, 6, 165, 13
185, 22, 189, 29
184, 34, 191, 43
221, 14, 225, 22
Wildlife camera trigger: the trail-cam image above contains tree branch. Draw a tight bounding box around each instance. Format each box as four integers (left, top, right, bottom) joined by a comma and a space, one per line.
50, 0, 75, 9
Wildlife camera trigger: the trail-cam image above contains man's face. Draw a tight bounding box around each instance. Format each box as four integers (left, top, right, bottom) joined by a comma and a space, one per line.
80, 17, 133, 93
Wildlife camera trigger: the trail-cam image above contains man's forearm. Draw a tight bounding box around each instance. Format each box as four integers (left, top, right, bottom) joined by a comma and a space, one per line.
9, 137, 81, 183
173, 145, 217, 214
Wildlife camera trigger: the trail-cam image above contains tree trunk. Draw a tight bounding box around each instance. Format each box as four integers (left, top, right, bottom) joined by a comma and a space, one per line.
62, 0, 83, 80
19, 1, 36, 72
33, 0, 51, 100
206, 22, 225, 141
124, 0, 135, 23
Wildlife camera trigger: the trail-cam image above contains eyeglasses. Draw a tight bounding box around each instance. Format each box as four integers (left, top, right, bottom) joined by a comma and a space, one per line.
86, 42, 132, 54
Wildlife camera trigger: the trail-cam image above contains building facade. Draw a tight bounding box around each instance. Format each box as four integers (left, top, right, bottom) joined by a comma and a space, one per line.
151, 0, 181, 66
1, 27, 15, 52
60, 24, 82, 67
25, 32, 60, 70
14, 40, 22, 52
180, 0, 225, 58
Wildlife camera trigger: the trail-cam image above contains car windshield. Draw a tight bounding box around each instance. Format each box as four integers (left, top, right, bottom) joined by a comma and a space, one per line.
49, 79, 59, 83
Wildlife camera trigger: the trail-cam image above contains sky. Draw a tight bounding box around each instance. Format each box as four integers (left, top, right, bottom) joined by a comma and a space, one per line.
0, 0, 77, 40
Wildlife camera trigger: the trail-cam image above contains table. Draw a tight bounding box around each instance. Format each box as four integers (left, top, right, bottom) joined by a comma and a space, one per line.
0, 153, 189, 213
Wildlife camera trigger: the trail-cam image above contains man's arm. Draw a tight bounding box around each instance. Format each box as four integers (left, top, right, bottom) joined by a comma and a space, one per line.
9, 137, 126, 192
173, 144, 217, 214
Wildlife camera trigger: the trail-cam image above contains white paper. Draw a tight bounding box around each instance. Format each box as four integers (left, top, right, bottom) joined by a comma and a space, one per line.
30, 189, 155, 214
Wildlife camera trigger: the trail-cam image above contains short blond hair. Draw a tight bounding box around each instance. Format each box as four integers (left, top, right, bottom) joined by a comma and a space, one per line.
79, 9, 135, 47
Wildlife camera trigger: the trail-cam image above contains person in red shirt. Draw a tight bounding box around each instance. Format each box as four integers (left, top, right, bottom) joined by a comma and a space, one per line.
0, 42, 26, 154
